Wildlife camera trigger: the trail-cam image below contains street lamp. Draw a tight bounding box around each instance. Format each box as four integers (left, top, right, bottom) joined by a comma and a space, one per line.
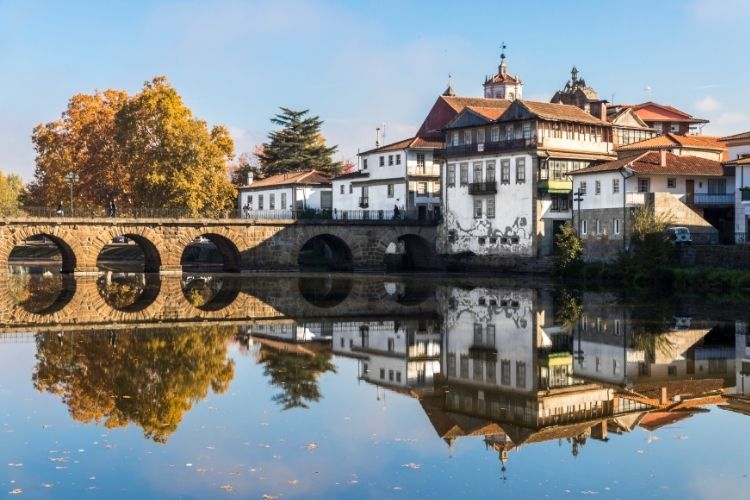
64, 172, 79, 217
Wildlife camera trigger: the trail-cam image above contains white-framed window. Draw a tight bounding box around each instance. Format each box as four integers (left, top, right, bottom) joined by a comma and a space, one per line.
614, 218, 620, 235
447, 164, 456, 187
487, 197, 495, 218
667, 178, 676, 188
387, 184, 394, 197
501, 159, 511, 184
379, 156, 384, 167
491, 126, 500, 142
281, 192, 286, 209
417, 182, 427, 195
613, 178, 620, 193
595, 180, 601, 195
486, 161, 496, 182
474, 198, 482, 218
452, 131, 459, 147
638, 178, 650, 193
581, 219, 587, 235
396, 154, 401, 165
349, 185, 353, 194
515, 157, 526, 184
340, 185, 344, 194
258, 194, 264, 210
388, 155, 393, 166
505, 125, 513, 141
477, 128, 485, 144
522, 122, 531, 139
269, 193, 275, 209
464, 129, 472, 145
473, 162, 483, 183
596, 219, 601, 234
579, 181, 587, 194
670, 123, 680, 133
460, 163, 469, 186
416, 153, 425, 169
363, 158, 368, 170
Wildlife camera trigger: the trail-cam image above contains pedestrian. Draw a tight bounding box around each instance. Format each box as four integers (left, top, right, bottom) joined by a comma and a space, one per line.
243, 202, 251, 218
393, 204, 400, 220
109, 200, 117, 217
56, 202, 64, 217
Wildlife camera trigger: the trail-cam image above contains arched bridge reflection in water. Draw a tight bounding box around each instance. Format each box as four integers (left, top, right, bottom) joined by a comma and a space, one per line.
0, 269, 438, 331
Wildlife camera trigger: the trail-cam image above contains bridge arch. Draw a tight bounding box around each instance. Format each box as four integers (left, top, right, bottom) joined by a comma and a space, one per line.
6, 232, 78, 274
297, 233, 354, 271
96, 272, 161, 312
181, 232, 241, 272
383, 233, 438, 271
298, 275, 353, 308
94, 232, 162, 273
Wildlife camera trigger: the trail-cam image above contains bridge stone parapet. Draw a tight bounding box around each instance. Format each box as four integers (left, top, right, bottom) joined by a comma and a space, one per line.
0, 217, 438, 274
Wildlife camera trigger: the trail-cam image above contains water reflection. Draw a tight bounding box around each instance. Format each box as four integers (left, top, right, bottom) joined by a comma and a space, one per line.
96, 271, 161, 312
32, 326, 235, 443
5, 266, 75, 313
2, 270, 750, 494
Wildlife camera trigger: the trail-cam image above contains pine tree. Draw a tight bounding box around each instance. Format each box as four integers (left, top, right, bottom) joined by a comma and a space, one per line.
258, 108, 340, 176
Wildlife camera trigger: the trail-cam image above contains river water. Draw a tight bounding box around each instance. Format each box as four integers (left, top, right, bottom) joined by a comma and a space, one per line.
1, 269, 749, 499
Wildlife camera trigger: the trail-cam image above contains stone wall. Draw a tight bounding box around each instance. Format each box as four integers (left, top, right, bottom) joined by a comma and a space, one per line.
676, 244, 750, 269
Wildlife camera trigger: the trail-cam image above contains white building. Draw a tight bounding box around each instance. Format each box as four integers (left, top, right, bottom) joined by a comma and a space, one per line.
440, 98, 615, 258
722, 131, 750, 242
332, 136, 443, 219
569, 151, 733, 254
238, 169, 333, 217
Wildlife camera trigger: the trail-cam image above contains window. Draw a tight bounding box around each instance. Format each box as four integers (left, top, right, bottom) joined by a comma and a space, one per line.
387, 338, 395, 352
596, 219, 601, 234
579, 181, 587, 194
501, 360, 511, 385
340, 185, 344, 194
501, 159, 510, 184
447, 164, 456, 187
581, 219, 588, 235
418, 182, 427, 195
320, 191, 332, 209
515, 158, 526, 183
379, 156, 384, 167
491, 126, 500, 142
269, 194, 275, 209
708, 178, 726, 194
487, 197, 495, 218
522, 122, 531, 139
247, 195, 253, 207
670, 123, 680, 133
486, 161, 496, 182
595, 180, 601, 195
460, 163, 469, 186
614, 218, 620, 235
452, 131, 459, 147
505, 126, 513, 141
464, 129, 472, 145
638, 178, 650, 193
417, 153, 424, 171
667, 178, 676, 189
389, 369, 394, 381
551, 194, 569, 211
281, 192, 287, 209
477, 128, 485, 144
396, 154, 401, 165
388, 155, 393, 166
349, 185, 353, 194
387, 184, 394, 198
460, 355, 469, 378
473, 162, 483, 183
474, 198, 482, 218
363, 158, 368, 170
380, 368, 385, 380
447, 353, 456, 376
613, 178, 620, 194
258, 194, 264, 210
516, 362, 526, 389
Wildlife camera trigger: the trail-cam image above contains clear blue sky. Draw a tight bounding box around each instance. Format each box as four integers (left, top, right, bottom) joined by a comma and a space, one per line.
1, 0, 747, 180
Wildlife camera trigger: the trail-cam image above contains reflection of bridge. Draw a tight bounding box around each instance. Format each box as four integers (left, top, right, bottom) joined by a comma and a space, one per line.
0, 217, 437, 274
0, 274, 438, 333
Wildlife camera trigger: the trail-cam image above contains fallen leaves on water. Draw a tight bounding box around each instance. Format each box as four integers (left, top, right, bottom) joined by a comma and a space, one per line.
287, 480, 299, 485
675, 434, 688, 440
306, 442, 319, 450
401, 463, 421, 470
8, 489, 22, 495
261, 495, 277, 499
220, 485, 234, 493
40, 484, 54, 489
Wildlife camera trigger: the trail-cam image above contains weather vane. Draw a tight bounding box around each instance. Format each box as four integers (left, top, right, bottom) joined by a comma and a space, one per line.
500, 42, 507, 61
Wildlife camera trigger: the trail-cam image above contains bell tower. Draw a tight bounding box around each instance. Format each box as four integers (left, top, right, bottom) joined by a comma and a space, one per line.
483, 43, 523, 100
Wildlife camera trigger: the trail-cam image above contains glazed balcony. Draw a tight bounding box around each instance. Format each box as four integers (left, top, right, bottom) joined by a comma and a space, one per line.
446, 138, 536, 157
468, 181, 497, 195
681, 193, 735, 206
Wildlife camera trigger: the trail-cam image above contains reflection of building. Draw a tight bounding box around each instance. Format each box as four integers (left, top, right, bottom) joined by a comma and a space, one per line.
333, 318, 442, 394
244, 320, 332, 344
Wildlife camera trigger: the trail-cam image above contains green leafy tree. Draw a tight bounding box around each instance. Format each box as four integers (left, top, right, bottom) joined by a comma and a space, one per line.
33, 326, 236, 443
116, 77, 237, 215
258, 108, 340, 176
554, 223, 583, 275
630, 206, 674, 269
258, 345, 336, 410
0, 170, 25, 213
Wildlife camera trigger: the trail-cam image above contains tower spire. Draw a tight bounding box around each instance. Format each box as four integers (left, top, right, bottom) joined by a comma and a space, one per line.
442, 73, 456, 96
499, 42, 507, 75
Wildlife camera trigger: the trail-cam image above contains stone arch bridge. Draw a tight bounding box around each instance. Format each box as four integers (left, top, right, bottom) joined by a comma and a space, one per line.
0, 217, 438, 274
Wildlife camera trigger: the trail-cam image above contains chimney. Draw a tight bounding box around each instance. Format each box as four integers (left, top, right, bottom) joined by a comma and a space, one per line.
246, 171, 253, 185
600, 102, 607, 122
660, 149, 667, 167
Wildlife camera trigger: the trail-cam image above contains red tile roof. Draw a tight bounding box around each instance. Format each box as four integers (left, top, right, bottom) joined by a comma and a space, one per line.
625, 102, 708, 124
721, 130, 750, 142
464, 105, 507, 121
617, 133, 726, 152
239, 169, 332, 190
517, 100, 607, 125
333, 171, 369, 181
359, 135, 445, 155
570, 151, 724, 176
726, 156, 750, 165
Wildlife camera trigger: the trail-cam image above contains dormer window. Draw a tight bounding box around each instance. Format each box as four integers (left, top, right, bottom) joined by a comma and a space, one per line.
464, 129, 472, 145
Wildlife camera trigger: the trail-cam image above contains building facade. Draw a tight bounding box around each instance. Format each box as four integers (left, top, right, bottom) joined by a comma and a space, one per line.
722, 131, 750, 242
238, 170, 333, 216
